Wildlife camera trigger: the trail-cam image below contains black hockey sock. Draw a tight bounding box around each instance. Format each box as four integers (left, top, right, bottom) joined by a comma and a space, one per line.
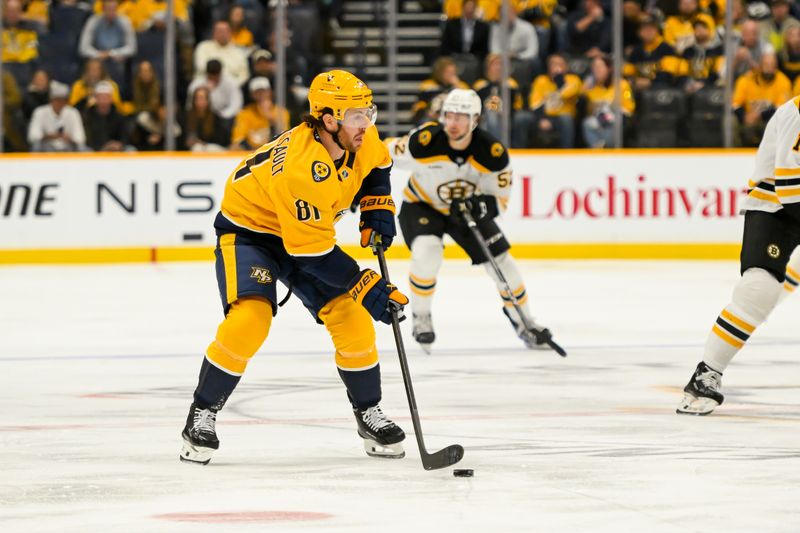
193, 357, 241, 410
338, 364, 382, 409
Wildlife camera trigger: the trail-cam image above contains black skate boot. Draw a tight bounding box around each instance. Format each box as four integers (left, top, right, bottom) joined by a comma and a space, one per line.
412, 313, 435, 354
354, 405, 406, 459
180, 402, 219, 464
503, 308, 553, 350
676, 362, 724, 416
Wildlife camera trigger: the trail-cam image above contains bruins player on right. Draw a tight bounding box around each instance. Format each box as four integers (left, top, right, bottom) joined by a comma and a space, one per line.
677, 95, 800, 415
388, 89, 558, 353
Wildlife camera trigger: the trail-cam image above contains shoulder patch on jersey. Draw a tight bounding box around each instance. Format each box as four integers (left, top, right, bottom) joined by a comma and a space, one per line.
408, 122, 446, 158
311, 160, 332, 182
468, 129, 510, 172
418, 130, 432, 146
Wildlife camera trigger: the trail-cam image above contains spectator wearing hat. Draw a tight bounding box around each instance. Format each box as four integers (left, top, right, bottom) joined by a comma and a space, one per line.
230, 77, 290, 151
82, 80, 131, 152
734, 19, 775, 78
760, 0, 800, 52
624, 16, 681, 91
663, 0, 704, 54
70, 58, 125, 113
678, 14, 724, 93
187, 59, 243, 121
244, 49, 275, 104
733, 52, 791, 147
28, 81, 87, 152
194, 20, 249, 86
183, 86, 230, 152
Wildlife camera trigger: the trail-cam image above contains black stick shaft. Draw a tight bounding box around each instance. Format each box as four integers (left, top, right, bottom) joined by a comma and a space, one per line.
374, 246, 430, 461
460, 207, 566, 356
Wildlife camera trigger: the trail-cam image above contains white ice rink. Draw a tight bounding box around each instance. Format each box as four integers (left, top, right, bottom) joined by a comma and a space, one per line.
2, 258, 800, 532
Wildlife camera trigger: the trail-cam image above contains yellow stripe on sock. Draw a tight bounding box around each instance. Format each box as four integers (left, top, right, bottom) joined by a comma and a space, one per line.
720, 309, 755, 334
712, 324, 744, 349
411, 286, 435, 296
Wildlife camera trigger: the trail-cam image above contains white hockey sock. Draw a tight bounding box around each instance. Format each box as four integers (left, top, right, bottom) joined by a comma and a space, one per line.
409, 235, 444, 317
482, 251, 532, 325
703, 268, 781, 373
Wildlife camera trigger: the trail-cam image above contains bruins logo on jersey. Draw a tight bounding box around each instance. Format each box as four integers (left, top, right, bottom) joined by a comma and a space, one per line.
491, 143, 504, 158
312, 160, 332, 182
437, 179, 477, 204
418, 130, 432, 146
767, 244, 781, 259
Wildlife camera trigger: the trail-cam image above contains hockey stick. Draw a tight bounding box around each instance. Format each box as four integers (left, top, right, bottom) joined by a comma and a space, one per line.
459, 205, 567, 357
373, 237, 465, 470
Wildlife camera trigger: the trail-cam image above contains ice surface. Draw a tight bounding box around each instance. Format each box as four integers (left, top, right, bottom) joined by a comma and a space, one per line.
2, 259, 800, 532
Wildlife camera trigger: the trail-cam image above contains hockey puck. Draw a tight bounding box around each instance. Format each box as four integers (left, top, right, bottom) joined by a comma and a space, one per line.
453, 469, 474, 477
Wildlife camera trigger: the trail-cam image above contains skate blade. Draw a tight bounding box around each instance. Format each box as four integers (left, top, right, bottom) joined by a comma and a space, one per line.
363, 438, 405, 459
179, 437, 215, 465
418, 342, 432, 355
676, 392, 718, 416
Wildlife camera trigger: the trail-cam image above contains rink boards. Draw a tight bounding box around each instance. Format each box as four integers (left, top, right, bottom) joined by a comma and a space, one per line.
0, 149, 756, 263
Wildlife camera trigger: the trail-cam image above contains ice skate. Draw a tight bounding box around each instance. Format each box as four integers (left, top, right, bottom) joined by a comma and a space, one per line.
412, 313, 435, 354
503, 308, 554, 350
354, 405, 406, 459
676, 362, 724, 415
180, 403, 219, 465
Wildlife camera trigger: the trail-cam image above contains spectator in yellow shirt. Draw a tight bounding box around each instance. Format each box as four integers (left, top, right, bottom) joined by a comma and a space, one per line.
230, 77, 290, 150
663, 0, 705, 54
69, 58, 125, 113
733, 52, 792, 146
581, 56, 635, 148
529, 53, 582, 148
2, 0, 39, 87
229, 5, 254, 49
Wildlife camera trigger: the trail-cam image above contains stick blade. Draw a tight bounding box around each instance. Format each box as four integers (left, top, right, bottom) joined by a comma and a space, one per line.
422, 444, 464, 470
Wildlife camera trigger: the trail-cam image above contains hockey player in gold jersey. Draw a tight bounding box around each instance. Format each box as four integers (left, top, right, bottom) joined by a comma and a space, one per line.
180, 70, 409, 464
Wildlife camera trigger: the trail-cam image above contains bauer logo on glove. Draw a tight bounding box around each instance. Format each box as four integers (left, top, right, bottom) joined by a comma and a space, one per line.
359, 195, 397, 249
349, 269, 409, 324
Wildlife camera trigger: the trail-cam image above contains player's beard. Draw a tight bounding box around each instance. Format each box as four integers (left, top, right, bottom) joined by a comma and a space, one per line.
339, 128, 365, 152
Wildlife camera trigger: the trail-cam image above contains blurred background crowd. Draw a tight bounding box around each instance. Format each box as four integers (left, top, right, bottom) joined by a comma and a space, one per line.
1, 0, 798, 152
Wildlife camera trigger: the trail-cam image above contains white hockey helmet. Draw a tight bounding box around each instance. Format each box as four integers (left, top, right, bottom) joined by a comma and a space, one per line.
440, 88, 482, 130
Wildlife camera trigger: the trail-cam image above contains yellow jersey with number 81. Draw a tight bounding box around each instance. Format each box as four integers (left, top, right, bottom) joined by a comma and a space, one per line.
219, 123, 392, 257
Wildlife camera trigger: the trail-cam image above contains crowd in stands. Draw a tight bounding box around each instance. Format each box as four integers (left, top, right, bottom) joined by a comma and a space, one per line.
2, 0, 800, 151
1, 0, 329, 152
423, 0, 800, 148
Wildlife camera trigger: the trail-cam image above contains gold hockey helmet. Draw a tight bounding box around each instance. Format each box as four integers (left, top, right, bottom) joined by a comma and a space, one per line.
308, 70, 377, 127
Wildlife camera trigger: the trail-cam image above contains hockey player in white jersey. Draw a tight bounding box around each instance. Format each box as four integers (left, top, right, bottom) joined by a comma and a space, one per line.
677, 96, 800, 415
387, 89, 558, 353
